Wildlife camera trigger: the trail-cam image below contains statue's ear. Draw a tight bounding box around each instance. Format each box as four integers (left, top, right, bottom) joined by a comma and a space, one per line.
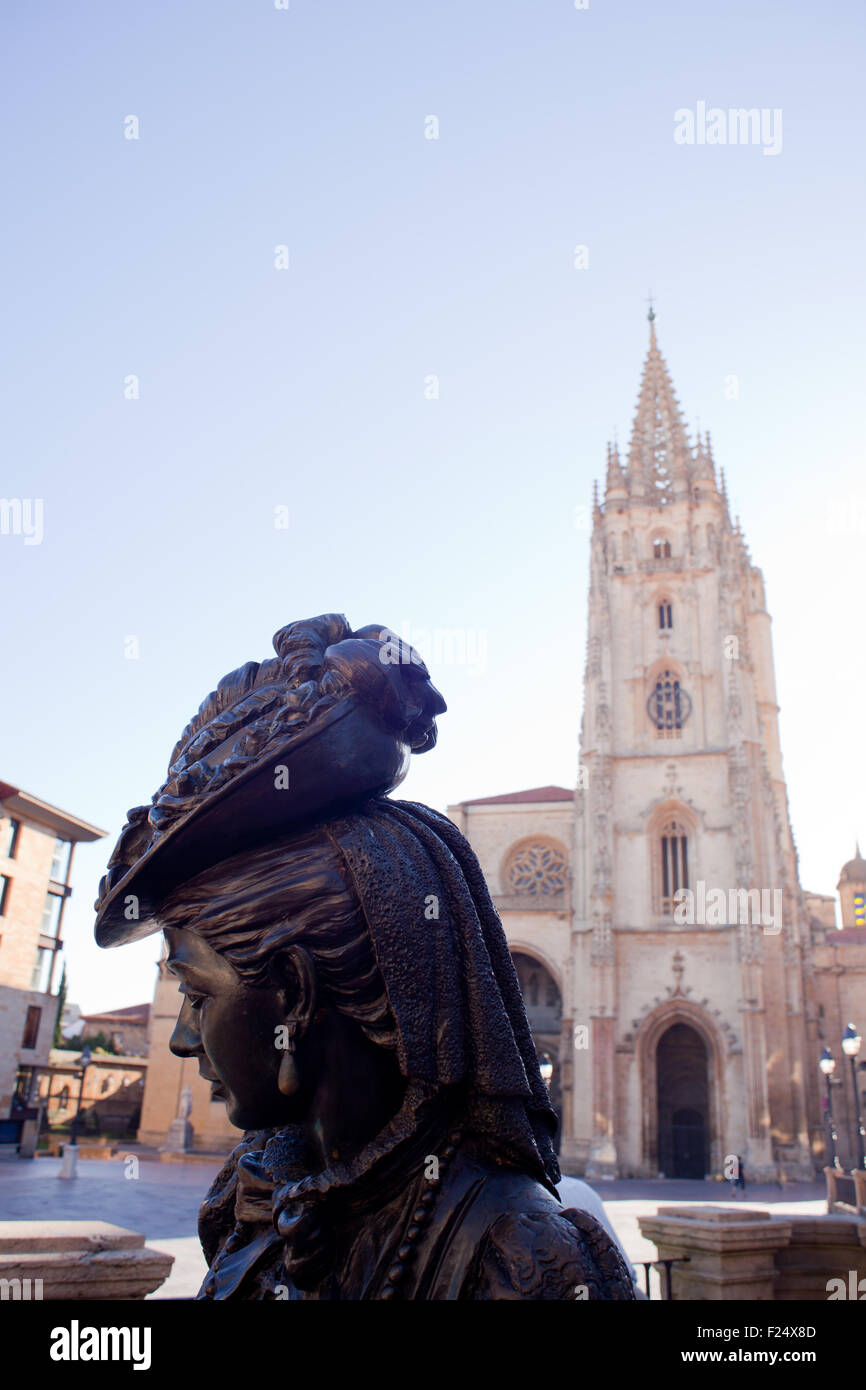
273, 944, 318, 1034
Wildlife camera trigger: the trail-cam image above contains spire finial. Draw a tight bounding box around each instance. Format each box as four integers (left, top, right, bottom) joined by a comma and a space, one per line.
645, 291, 657, 349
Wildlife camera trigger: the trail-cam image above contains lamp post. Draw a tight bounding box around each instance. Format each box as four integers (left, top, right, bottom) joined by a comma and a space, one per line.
841, 1024, 865, 1171
60, 1045, 91, 1180
69, 1045, 91, 1146
819, 1048, 841, 1170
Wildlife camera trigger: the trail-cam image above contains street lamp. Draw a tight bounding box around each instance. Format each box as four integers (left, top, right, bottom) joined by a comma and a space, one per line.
819, 1048, 841, 1171
841, 1024, 865, 1171
539, 1053, 554, 1087
69, 1045, 92, 1147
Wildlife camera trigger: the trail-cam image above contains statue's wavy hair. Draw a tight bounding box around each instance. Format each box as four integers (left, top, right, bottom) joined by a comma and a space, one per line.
159, 824, 397, 1050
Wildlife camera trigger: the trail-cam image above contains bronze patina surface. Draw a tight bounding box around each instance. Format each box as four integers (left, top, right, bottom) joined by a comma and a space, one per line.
96, 614, 634, 1300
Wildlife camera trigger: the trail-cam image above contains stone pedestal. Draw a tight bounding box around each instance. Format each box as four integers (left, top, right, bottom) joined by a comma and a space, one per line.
58, 1144, 79, 1179
0, 1221, 173, 1299
638, 1206, 789, 1300
18, 1119, 39, 1160
162, 1119, 194, 1153
825, 1166, 866, 1215
774, 1216, 866, 1299
639, 1204, 866, 1301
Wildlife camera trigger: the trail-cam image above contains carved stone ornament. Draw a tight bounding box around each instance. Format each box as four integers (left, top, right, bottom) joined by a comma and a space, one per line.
95, 614, 634, 1302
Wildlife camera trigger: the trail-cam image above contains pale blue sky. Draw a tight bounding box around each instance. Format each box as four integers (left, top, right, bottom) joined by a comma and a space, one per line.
1, 1, 863, 1012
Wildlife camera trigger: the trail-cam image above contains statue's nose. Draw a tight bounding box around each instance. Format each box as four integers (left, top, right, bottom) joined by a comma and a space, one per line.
169, 998, 202, 1058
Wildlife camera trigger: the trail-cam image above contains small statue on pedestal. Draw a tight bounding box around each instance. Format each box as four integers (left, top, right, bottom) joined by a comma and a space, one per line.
163, 1083, 194, 1154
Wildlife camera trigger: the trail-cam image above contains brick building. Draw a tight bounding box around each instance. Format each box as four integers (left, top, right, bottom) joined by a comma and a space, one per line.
0, 780, 105, 1155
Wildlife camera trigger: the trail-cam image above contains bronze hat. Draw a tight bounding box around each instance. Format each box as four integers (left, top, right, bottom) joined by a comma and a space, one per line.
94, 614, 446, 948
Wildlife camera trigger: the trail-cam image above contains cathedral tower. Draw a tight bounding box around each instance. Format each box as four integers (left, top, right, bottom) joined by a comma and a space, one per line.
569, 311, 819, 1179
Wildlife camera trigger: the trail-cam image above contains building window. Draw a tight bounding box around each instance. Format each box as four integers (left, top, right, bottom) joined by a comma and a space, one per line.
41, 891, 63, 936
854, 892, 866, 928
101, 1077, 113, 1095
647, 670, 692, 737
505, 840, 568, 897
30, 946, 54, 993
50, 838, 70, 883
1, 819, 20, 859
658, 600, 673, 630
653, 537, 672, 560
659, 820, 689, 915
21, 1006, 41, 1050
0, 875, 10, 916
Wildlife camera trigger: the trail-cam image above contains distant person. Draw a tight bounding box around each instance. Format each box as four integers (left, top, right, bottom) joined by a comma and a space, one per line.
735, 1155, 746, 1196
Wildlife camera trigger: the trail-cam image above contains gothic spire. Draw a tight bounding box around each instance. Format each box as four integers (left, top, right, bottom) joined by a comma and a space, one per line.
605, 440, 627, 498
626, 308, 692, 503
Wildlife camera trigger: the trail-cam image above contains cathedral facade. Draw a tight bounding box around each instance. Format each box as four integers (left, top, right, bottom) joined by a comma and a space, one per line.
449, 316, 866, 1182
137, 316, 866, 1178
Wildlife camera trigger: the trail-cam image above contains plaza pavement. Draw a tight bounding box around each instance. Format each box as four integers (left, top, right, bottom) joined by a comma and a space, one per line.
0, 1157, 827, 1298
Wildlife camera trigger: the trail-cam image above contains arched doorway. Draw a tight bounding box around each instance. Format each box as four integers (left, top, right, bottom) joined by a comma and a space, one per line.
657, 1023, 709, 1178
510, 952, 562, 1138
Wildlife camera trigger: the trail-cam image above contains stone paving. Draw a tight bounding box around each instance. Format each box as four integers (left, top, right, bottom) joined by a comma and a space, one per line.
0, 1156, 223, 1298
0, 1158, 828, 1299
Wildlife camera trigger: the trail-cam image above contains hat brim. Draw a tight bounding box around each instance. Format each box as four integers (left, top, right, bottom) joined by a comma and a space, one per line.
94, 696, 410, 947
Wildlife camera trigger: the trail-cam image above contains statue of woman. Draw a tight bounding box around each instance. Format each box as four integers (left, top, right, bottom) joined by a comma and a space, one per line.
95, 615, 633, 1301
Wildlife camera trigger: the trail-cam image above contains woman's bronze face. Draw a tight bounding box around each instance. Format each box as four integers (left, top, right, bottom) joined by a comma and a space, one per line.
165, 927, 295, 1131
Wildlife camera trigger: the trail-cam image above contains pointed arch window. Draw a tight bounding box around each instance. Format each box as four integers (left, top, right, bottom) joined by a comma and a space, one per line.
653, 537, 672, 560
658, 819, 689, 915
658, 599, 673, 630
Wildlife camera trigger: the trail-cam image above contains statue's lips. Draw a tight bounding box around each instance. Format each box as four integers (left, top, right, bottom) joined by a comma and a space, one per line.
198, 1065, 227, 1099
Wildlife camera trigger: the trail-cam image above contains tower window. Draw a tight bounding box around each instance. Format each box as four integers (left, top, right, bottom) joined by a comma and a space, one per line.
653, 537, 672, 560
658, 601, 673, 630
659, 820, 689, 915
647, 670, 692, 737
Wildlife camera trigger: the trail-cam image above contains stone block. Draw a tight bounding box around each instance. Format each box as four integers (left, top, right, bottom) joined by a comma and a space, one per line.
0, 1221, 173, 1299
638, 1206, 790, 1300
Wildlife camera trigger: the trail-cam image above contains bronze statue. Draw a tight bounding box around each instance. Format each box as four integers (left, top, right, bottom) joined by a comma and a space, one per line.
95, 615, 634, 1300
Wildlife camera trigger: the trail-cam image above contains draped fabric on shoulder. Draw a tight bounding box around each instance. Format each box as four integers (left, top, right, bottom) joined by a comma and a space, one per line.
323, 797, 561, 1194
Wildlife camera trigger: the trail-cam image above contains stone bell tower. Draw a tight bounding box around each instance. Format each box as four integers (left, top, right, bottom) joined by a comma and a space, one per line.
566, 310, 819, 1180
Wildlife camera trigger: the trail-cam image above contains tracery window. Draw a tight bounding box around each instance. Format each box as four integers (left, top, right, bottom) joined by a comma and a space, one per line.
505, 841, 568, 897
658, 599, 673, 630
652, 536, 672, 560
658, 819, 689, 915
647, 669, 691, 737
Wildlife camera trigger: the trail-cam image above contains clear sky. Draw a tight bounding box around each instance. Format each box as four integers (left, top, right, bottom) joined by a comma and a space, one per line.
2, 1, 863, 1014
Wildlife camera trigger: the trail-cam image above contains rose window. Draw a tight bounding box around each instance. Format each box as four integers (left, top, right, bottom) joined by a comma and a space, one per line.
507, 843, 568, 897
